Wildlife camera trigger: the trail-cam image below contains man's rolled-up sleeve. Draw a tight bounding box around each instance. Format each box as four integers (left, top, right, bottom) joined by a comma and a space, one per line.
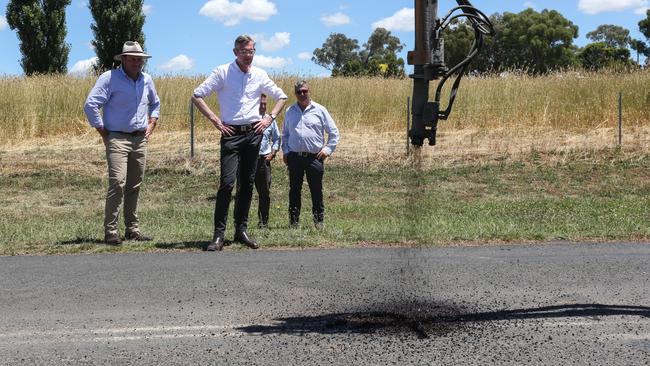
261, 73, 287, 101
147, 78, 161, 119
193, 69, 220, 98
322, 108, 340, 156
84, 72, 110, 128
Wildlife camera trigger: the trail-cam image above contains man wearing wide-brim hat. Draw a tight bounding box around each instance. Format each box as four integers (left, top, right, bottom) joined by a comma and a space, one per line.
84, 41, 161, 245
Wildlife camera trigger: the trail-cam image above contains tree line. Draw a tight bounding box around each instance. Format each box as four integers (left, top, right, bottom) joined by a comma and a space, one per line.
6, 4, 650, 76
314, 8, 650, 77
6, 0, 146, 75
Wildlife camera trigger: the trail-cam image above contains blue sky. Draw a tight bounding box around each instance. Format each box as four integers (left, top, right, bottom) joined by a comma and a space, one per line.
0, 0, 649, 76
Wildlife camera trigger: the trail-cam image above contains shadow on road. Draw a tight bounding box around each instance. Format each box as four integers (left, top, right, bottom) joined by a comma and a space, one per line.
238, 304, 650, 339
155, 241, 208, 250
59, 237, 106, 245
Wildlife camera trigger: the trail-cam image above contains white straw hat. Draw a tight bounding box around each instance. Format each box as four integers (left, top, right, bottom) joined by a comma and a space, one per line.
114, 41, 151, 61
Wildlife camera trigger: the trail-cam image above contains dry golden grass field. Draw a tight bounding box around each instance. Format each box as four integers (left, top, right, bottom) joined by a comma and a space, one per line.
1, 70, 650, 167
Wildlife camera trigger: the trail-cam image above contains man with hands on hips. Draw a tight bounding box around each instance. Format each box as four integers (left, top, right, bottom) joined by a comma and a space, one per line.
192, 35, 287, 251
84, 41, 160, 245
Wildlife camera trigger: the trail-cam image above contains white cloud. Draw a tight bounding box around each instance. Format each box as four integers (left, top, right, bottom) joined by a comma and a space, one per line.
372, 8, 413, 32
199, 0, 277, 26
254, 32, 291, 52
0, 15, 7, 31
158, 54, 194, 72
320, 12, 351, 27
69, 57, 98, 75
635, 6, 650, 14
297, 52, 312, 61
253, 55, 291, 68
523, 2, 537, 10
77, 1, 88, 9
142, 4, 153, 15
578, 0, 649, 14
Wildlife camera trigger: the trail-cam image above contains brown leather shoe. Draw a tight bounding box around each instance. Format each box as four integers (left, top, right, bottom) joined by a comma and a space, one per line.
234, 231, 259, 249
314, 221, 324, 230
125, 231, 152, 241
104, 233, 122, 245
206, 235, 225, 251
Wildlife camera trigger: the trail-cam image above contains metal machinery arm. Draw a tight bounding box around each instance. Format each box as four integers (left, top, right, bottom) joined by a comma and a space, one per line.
408, 0, 494, 146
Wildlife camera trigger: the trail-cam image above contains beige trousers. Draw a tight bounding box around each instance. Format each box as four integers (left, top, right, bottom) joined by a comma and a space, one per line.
104, 132, 148, 236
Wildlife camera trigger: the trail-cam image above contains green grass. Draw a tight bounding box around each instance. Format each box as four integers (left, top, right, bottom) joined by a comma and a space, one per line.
1, 149, 648, 255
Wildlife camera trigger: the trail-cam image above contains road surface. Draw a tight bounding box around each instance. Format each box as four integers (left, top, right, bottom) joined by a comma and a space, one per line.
1, 243, 648, 365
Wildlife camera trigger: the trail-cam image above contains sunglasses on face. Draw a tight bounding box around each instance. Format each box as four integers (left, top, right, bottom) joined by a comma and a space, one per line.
296, 90, 309, 95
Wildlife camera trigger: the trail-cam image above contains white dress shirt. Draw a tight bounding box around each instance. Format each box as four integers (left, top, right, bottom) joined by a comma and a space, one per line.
193, 61, 287, 125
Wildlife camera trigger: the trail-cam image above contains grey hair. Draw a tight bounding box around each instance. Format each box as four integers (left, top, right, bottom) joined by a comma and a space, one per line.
294, 80, 309, 92
234, 35, 255, 48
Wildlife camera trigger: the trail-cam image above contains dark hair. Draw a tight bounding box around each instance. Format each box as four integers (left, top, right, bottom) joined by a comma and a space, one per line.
294, 80, 308, 92
234, 35, 255, 48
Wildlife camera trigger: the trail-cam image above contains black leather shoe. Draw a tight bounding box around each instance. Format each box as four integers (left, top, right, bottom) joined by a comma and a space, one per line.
125, 231, 152, 241
104, 233, 122, 245
234, 231, 259, 249
206, 235, 225, 251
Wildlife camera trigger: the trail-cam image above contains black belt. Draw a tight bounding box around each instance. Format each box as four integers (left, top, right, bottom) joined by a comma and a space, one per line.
293, 151, 317, 157
226, 123, 256, 133
112, 130, 145, 136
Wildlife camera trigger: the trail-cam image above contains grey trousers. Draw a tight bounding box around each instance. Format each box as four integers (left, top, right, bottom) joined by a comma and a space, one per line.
104, 132, 147, 236
254, 156, 272, 225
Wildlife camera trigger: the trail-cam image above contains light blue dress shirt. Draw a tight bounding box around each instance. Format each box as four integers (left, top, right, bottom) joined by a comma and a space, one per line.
259, 120, 280, 156
84, 67, 161, 132
282, 101, 340, 156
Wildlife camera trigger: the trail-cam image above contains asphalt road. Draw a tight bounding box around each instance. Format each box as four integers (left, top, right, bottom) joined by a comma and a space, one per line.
1, 243, 648, 365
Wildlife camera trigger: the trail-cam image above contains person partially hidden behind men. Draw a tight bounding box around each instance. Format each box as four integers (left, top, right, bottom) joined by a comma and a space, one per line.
192, 35, 287, 251
252, 93, 280, 229
282, 80, 340, 230
84, 41, 161, 245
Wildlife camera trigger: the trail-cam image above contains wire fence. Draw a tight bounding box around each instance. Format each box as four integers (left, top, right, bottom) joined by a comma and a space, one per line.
2, 73, 650, 156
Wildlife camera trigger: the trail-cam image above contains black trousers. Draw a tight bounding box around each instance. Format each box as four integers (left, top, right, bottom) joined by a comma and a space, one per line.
254, 156, 272, 225
287, 152, 325, 223
214, 131, 262, 236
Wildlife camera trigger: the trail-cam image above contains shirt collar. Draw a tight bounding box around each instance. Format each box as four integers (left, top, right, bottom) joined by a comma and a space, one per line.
118, 66, 143, 82
231, 60, 251, 75
296, 101, 313, 112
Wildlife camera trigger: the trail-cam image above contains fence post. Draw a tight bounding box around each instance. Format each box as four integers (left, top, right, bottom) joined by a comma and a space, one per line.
406, 96, 411, 156
618, 91, 622, 146
189, 99, 195, 160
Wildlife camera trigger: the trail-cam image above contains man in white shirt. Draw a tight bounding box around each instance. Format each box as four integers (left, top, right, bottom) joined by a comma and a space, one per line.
192, 35, 287, 251
282, 80, 340, 229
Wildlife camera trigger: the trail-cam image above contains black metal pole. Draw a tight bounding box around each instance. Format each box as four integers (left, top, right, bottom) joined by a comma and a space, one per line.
407, 96, 411, 155
408, 0, 439, 147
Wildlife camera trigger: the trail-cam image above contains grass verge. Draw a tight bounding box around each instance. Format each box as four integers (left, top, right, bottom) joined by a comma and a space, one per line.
1, 137, 648, 255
